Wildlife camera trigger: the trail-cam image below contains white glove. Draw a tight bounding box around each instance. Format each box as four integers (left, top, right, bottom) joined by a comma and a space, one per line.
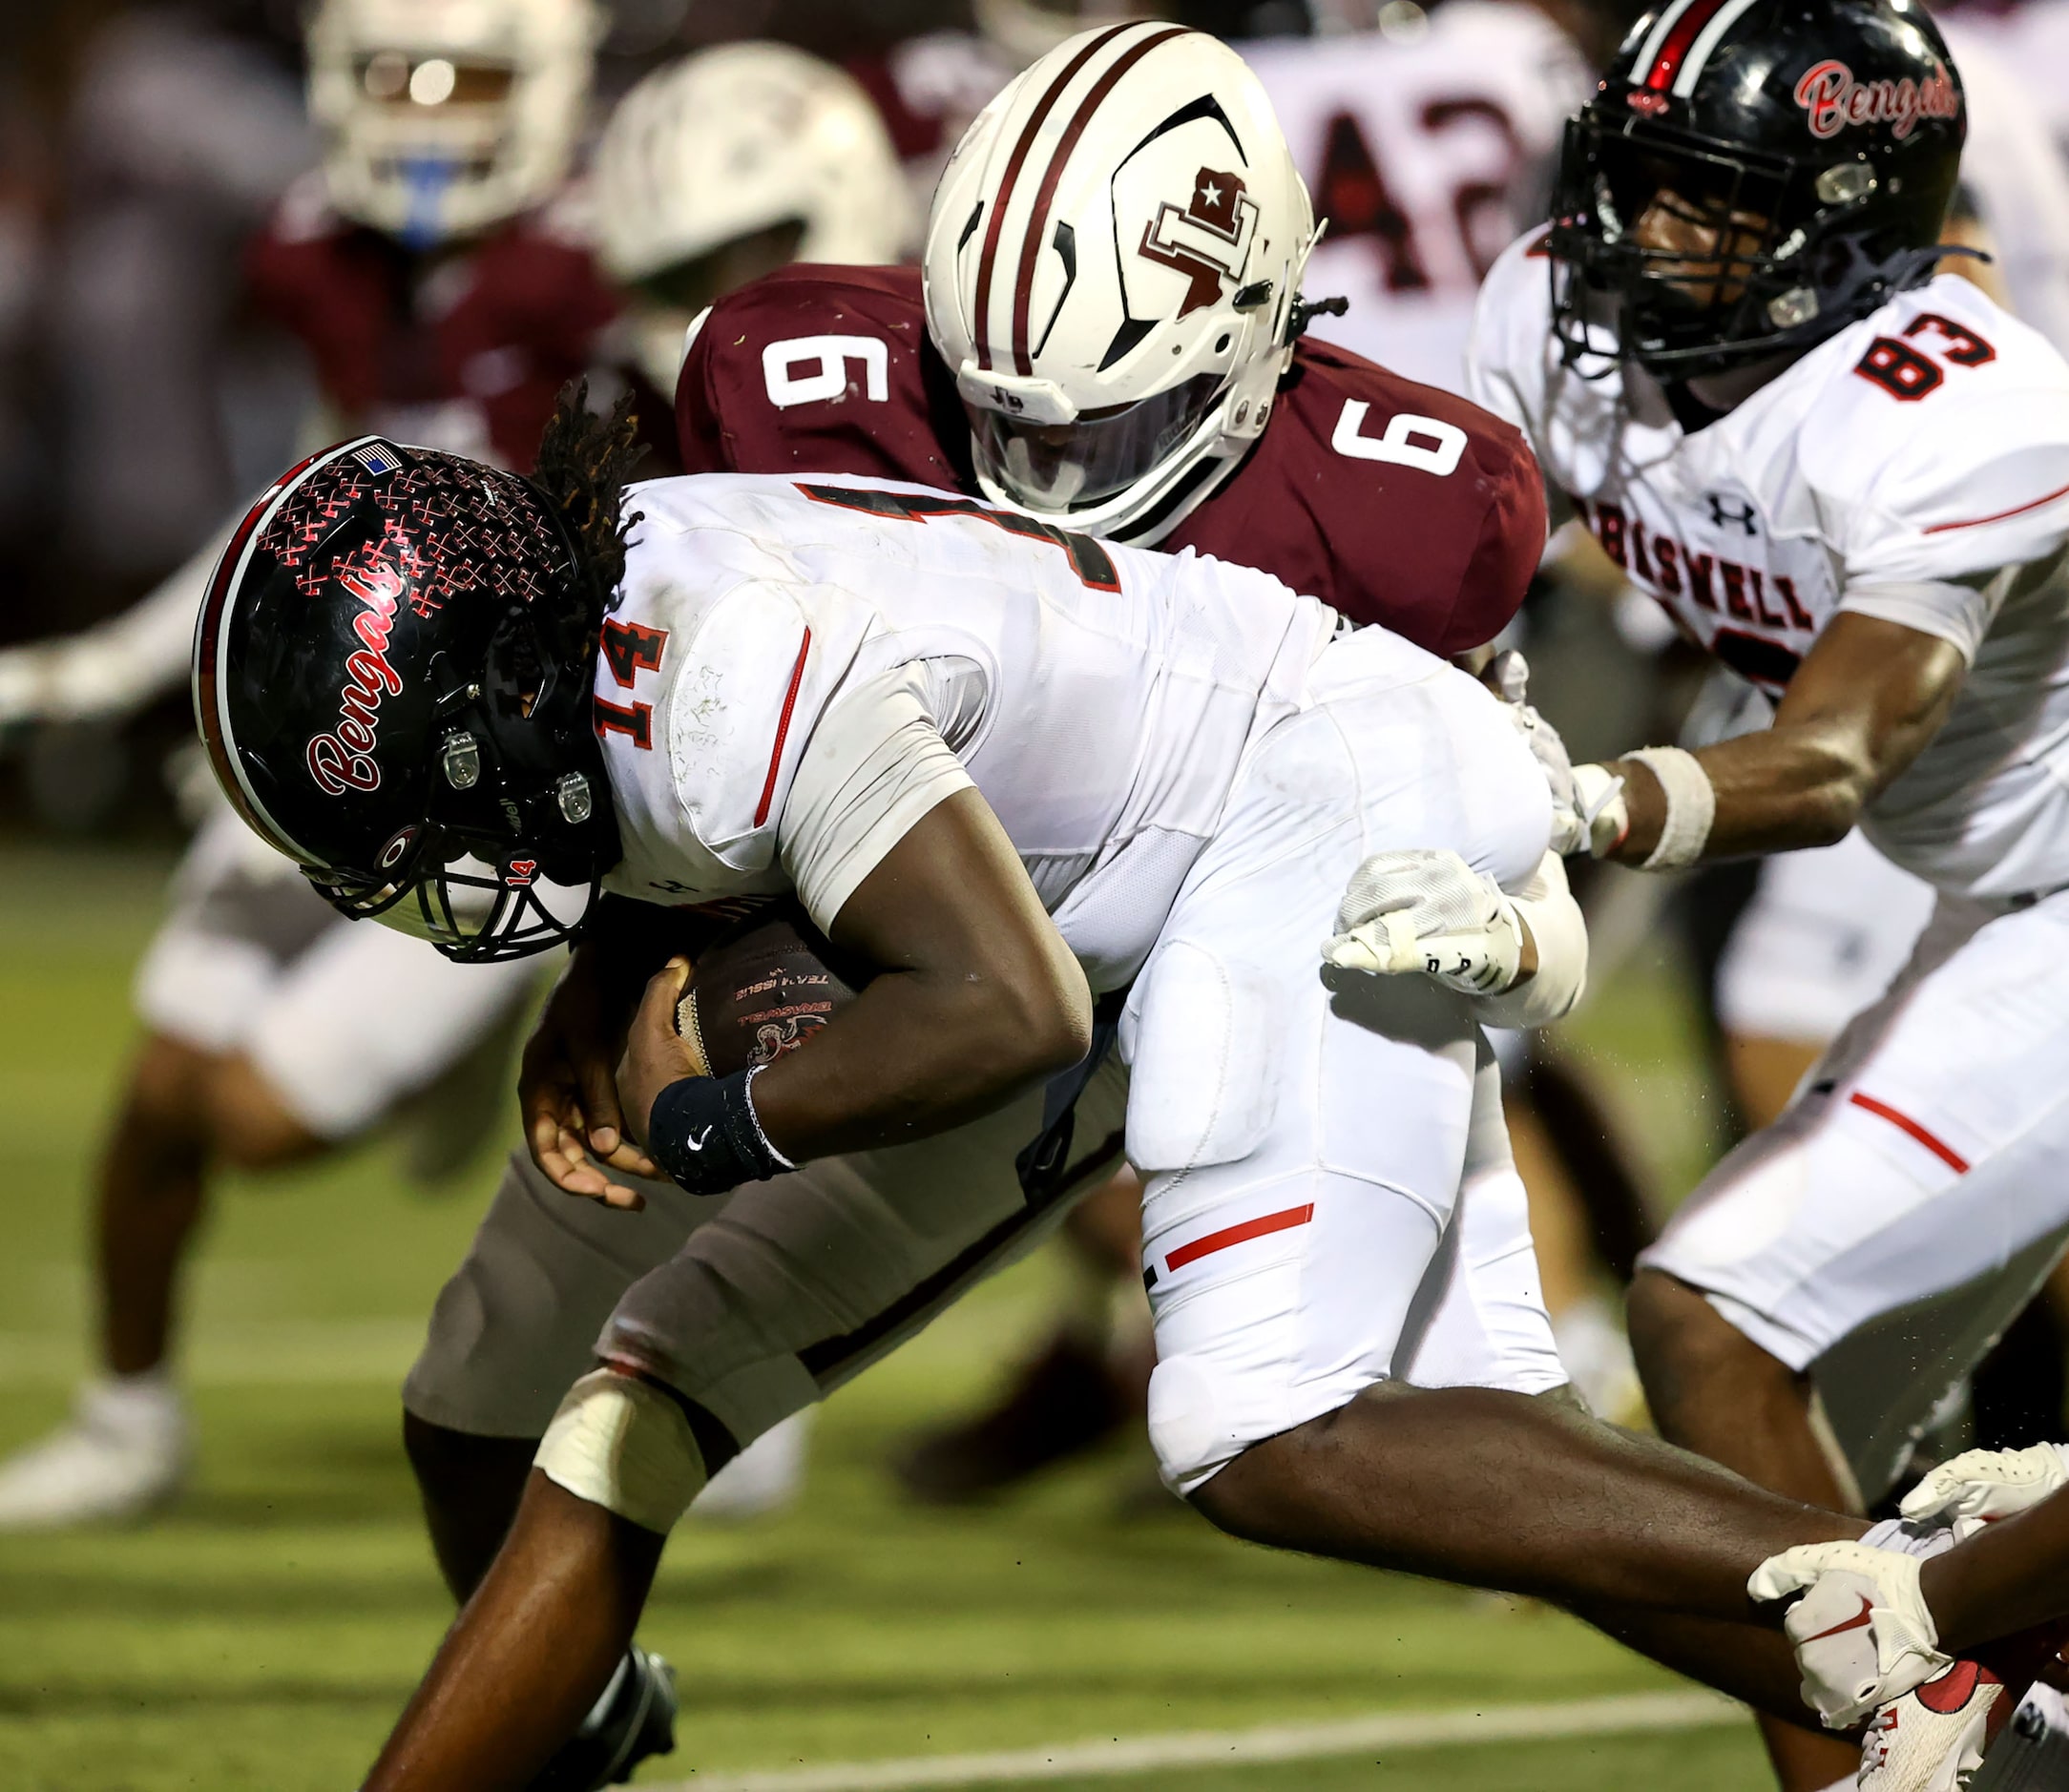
1324, 848, 1524, 996
1899, 1443, 2069, 1540
1486, 652, 1587, 854
1566, 761, 1630, 858
1749, 1540, 1952, 1730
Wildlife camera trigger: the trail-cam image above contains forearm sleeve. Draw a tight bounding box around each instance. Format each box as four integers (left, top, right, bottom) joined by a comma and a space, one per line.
1473, 851, 1587, 1029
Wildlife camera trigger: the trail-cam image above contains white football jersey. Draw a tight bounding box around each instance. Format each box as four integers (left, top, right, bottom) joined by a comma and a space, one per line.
1469, 237, 2069, 900
1242, 3, 1589, 394
1937, 19, 2069, 356
596, 474, 1341, 988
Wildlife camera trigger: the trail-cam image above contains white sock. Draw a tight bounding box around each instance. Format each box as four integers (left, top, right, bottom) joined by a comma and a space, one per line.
81, 1369, 185, 1442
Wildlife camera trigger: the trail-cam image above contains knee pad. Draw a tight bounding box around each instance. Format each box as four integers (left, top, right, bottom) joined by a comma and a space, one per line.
534, 1367, 707, 1535
1146, 1354, 1232, 1495
1125, 940, 1281, 1177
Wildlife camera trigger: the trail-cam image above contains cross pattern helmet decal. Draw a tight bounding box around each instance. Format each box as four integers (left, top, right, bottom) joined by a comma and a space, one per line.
194, 438, 616, 962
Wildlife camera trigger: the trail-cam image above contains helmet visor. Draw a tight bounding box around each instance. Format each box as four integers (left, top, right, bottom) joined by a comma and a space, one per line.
965, 372, 1224, 514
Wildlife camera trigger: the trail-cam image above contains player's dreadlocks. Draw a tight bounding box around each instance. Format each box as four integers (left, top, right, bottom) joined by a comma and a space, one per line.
532, 379, 647, 647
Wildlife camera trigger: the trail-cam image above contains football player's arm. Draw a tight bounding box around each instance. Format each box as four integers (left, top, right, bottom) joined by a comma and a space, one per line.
0, 519, 234, 728
618, 788, 1093, 1166
1589, 610, 1967, 865
1916, 1485, 2069, 1652
522, 897, 730, 1200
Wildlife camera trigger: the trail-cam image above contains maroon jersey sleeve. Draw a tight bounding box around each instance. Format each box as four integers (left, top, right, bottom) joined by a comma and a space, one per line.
676, 264, 974, 489
1174, 340, 1545, 656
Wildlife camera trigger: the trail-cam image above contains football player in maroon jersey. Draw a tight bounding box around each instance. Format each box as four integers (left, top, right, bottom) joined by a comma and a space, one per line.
667, 19, 1549, 1500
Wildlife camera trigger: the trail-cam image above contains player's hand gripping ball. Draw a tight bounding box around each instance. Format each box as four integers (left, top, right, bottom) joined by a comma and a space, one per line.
617, 901, 868, 1197
673, 901, 868, 1075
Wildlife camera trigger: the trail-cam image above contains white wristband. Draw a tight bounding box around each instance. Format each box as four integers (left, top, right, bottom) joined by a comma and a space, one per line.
1629, 745, 1716, 871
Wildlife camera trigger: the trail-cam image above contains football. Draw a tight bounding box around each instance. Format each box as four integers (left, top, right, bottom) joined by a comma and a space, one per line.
674, 899, 869, 1077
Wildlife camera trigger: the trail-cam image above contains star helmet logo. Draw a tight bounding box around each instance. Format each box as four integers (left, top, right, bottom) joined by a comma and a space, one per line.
1138, 167, 1260, 319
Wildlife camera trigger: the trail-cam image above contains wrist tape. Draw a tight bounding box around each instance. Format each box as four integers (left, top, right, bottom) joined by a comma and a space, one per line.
1629, 745, 1716, 871
647, 1065, 792, 1196
534, 1366, 707, 1535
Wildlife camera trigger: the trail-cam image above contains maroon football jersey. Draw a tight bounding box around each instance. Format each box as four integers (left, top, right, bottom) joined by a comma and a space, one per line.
244, 177, 619, 473
676, 263, 1544, 655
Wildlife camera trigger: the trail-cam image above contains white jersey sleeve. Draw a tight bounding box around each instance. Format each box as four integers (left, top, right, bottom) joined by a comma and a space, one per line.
779, 662, 974, 929
1799, 284, 2069, 643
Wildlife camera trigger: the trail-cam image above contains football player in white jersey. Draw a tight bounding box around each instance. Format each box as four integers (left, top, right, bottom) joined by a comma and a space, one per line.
1468, 0, 2069, 1782
191, 394, 2050, 1788
1242, 0, 1593, 392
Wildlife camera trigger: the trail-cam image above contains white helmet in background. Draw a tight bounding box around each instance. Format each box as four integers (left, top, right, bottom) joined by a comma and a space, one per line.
307, 0, 601, 250
925, 24, 1319, 544
972, 0, 1161, 71
594, 43, 913, 391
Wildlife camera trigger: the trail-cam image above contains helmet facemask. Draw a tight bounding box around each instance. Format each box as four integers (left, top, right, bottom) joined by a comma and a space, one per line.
308, 584, 613, 963
1549, 0, 1965, 388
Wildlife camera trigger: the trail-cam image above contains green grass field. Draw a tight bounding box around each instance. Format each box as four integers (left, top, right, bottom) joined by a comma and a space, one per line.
0, 843, 1770, 1791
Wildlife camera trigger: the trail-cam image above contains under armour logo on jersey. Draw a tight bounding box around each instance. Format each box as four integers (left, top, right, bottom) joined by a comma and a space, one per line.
1139, 167, 1258, 318
1707, 493, 1760, 534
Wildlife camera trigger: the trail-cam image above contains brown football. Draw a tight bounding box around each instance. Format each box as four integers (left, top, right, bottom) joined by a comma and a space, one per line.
675, 900, 868, 1077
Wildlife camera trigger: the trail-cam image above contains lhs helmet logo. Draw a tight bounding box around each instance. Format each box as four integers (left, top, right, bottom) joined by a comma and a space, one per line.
1139, 167, 1259, 318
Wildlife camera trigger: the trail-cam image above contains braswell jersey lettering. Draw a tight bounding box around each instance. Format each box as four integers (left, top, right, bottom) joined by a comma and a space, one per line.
596, 474, 1351, 989
674, 263, 1544, 657
1469, 233, 2069, 899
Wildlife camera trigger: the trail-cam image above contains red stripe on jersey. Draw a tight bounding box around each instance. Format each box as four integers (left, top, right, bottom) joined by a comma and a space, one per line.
1849, 1092, 1970, 1174
1166, 1202, 1316, 1272
1010, 25, 1193, 376
1644, 0, 1734, 90
754, 627, 813, 828
1921, 478, 2069, 534
972, 24, 1135, 374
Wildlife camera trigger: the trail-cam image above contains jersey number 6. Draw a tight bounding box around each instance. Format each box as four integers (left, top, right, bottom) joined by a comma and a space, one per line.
763, 335, 890, 408
1331, 400, 1468, 475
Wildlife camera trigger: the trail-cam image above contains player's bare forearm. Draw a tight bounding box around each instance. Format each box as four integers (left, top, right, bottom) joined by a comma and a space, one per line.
1605, 612, 1965, 865
755, 790, 1092, 1157
1919, 1487, 2069, 1652
618, 790, 1094, 1165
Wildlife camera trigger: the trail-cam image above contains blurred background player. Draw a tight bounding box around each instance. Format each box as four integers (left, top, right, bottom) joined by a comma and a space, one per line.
1243, 0, 1591, 390
592, 39, 913, 443
0, 0, 614, 1531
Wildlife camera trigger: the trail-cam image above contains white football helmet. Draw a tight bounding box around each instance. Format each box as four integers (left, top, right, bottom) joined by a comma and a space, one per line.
306, 0, 601, 249
925, 24, 1321, 544
594, 43, 913, 391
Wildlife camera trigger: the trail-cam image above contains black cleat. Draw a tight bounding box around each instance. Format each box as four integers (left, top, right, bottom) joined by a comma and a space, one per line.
528, 1646, 678, 1791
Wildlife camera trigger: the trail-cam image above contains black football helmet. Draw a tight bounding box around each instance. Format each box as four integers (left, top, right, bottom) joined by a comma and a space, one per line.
1549, 0, 1967, 381
193, 437, 618, 961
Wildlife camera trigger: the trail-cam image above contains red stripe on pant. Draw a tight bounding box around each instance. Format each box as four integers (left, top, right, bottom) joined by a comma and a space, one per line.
1165, 1202, 1316, 1273
1849, 1092, 1970, 1175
